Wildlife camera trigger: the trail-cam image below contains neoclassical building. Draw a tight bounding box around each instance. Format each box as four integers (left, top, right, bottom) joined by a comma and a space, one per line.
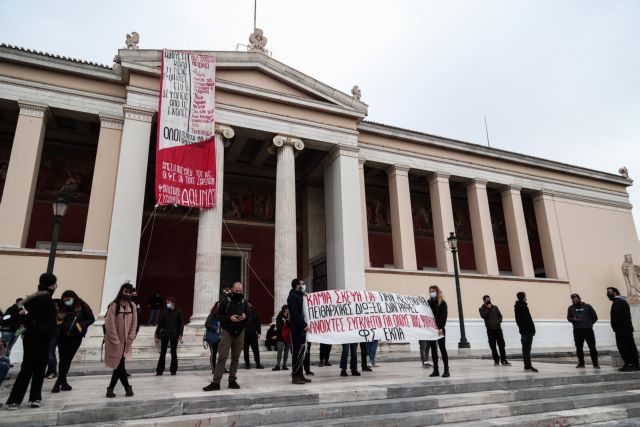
0, 37, 638, 348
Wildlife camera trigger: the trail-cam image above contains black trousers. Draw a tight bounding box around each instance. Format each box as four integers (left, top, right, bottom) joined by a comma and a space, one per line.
487, 329, 507, 363
156, 339, 178, 374
573, 328, 598, 365
340, 343, 358, 371
6, 333, 50, 404
429, 337, 448, 371
291, 330, 306, 377
359, 342, 369, 369
244, 334, 261, 364
303, 342, 312, 373
615, 330, 639, 367
520, 333, 534, 369
208, 341, 219, 374
57, 336, 83, 386
319, 344, 332, 362
109, 356, 130, 389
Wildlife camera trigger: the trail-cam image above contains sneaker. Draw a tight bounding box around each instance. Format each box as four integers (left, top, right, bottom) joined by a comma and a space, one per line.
340, 369, 348, 377
255, 364, 264, 369
272, 366, 281, 371
46, 373, 57, 379
228, 380, 240, 389
305, 371, 315, 376
29, 400, 41, 408
362, 366, 372, 372
501, 361, 511, 366
203, 382, 220, 391
51, 383, 60, 393
442, 370, 450, 378
106, 388, 115, 398
429, 370, 440, 377
422, 362, 432, 368
351, 370, 361, 376
525, 367, 539, 373
5, 403, 19, 411
245, 363, 251, 369
155, 372, 163, 376
593, 364, 601, 369
576, 362, 586, 368
124, 386, 134, 397
282, 366, 289, 371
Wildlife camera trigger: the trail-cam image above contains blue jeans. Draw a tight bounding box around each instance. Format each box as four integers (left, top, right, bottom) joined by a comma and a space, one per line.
46, 335, 57, 375
1, 331, 18, 358
368, 340, 379, 364
148, 309, 160, 326
340, 343, 358, 371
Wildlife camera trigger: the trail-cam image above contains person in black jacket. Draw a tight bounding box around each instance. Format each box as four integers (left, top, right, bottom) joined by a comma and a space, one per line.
52, 290, 95, 393
154, 297, 184, 376
5, 273, 58, 410
427, 285, 449, 377
243, 301, 264, 369
1, 298, 23, 357
147, 291, 163, 326
607, 287, 639, 371
265, 324, 277, 351
272, 305, 290, 370
479, 295, 510, 366
203, 282, 249, 391
514, 291, 538, 373
288, 278, 310, 385
567, 293, 599, 368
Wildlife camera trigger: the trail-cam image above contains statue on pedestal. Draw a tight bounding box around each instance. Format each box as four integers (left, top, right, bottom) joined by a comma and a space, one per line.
621, 254, 640, 303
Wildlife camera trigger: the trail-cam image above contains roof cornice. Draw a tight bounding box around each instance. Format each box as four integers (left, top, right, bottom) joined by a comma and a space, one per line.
358, 121, 632, 187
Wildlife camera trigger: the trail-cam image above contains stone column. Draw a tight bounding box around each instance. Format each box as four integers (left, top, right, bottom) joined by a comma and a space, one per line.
358, 159, 371, 268
387, 165, 417, 270
466, 179, 499, 275
302, 187, 326, 281
532, 191, 567, 279
429, 172, 455, 272
191, 124, 235, 323
0, 101, 49, 248
501, 185, 534, 277
272, 135, 304, 314
324, 145, 366, 290
100, 105, 155, 314
82, 114, 124, 253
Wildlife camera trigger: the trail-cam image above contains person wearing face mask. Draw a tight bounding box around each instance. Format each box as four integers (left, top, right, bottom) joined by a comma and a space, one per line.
479, 295, 510, 367
52, 290, 95, 393
567, 293, 599, 369
607, 287, 639, 371
203, 282, 249, 391
514, 291, 538, 373
5, 273, 58, 410
427, 285, 449, 377
104, 282, 138, 398
154, 297, 184, 376
288, 278, 311, 385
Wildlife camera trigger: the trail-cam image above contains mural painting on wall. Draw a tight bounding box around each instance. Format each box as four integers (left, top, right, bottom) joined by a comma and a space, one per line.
411, 193, 434, 236
452, 198, 473, 241
365, 186, 391, 232
223, 181, 276, 223
489, 202, 508, 244
35, 144, 95, 203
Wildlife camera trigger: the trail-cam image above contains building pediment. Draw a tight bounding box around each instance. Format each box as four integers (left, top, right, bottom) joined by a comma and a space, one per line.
118, 49, 368, 120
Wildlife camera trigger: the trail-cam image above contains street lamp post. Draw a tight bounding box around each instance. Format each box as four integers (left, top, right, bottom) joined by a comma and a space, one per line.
46, 197, 68, 274
448, 232, 470, 349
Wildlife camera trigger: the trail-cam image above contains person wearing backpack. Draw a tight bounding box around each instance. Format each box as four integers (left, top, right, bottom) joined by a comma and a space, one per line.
203, 302, 221, 375
1, 298, 24, 357
51, 290, 95, 393
272, 305, 290, 371
154, 297, 184, 376
203, 282, 249, 391
104, 283, 138, 398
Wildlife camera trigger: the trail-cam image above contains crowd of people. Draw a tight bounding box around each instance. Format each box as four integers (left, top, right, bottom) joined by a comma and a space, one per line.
0, 272, 638, 410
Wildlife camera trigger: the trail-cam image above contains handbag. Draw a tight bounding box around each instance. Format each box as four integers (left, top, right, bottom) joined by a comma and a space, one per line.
204, 330, 220, 345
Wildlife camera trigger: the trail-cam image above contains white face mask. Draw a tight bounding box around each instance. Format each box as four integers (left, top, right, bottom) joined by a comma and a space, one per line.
430, 291, 437, 299
300, 285, 307, 293
166, 303, 174, 310
64, 299, 74, 307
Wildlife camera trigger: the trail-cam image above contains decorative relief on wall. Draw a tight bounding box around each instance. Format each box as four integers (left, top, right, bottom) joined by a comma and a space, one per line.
35, 144, 95, 203
411, 195, 434, 236
365, 187, 391, 232
452, 198, 473, 241
223, 181, 276, 223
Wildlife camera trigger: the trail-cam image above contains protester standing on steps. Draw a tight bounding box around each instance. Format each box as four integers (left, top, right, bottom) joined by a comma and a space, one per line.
319, 343, 332, 367
203, 282, 249, 391
1, 298, 24, 357
205, 302, 221, 373
104, 282, 138, 398
427, 285, 449, 378
243, 301, 264, 369
52, 290, 95, 393
479, 295, 511, 367
340, 342, 360, 377
514, 291, 538, 373
272, 305, 290, 371
5, 273, 58, 411
567, 293, 599, 369
147, 290, 163, 326
288, 278, 311, 385
419, 340, 431, 369
154, 297, 184, 376
359, 342, 372, 372
607, 287, 640, 371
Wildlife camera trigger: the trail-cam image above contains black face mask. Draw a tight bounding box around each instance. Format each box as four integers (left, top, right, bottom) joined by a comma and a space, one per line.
607, 294, 615, 301
232, 292, 244, 300
120, 294, 131, 301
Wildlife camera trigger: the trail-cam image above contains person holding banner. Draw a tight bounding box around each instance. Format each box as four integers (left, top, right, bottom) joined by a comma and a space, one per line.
427, 285, 450, 377
287, 278, 311, 385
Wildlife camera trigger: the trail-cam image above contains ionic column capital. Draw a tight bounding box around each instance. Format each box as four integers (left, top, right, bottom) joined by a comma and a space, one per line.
17, 100, 50, 122
271, 134, 304, 153
99, 113, 124, 130
214, 123, 235, 140
123, 105, 155, 123
428, 171, 451, 186
386, 164, 410, 178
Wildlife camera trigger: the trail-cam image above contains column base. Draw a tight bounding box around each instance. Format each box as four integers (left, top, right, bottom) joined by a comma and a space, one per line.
189, 314, 209, 326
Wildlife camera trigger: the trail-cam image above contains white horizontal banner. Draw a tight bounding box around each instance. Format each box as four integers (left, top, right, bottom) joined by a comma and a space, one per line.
305, 290, 439, 345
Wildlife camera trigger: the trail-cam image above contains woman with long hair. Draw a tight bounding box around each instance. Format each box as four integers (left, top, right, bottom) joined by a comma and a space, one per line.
52, 290, 95, 393
203, 302, 221, 388
427, 285, 449, 377
104, 282, 137, 398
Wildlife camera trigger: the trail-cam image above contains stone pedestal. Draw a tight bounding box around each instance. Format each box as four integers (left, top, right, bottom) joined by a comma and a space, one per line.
630, 300, 640, 343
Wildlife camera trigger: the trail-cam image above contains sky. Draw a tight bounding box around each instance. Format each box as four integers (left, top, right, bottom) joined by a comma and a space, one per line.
1, 0, 639, 235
